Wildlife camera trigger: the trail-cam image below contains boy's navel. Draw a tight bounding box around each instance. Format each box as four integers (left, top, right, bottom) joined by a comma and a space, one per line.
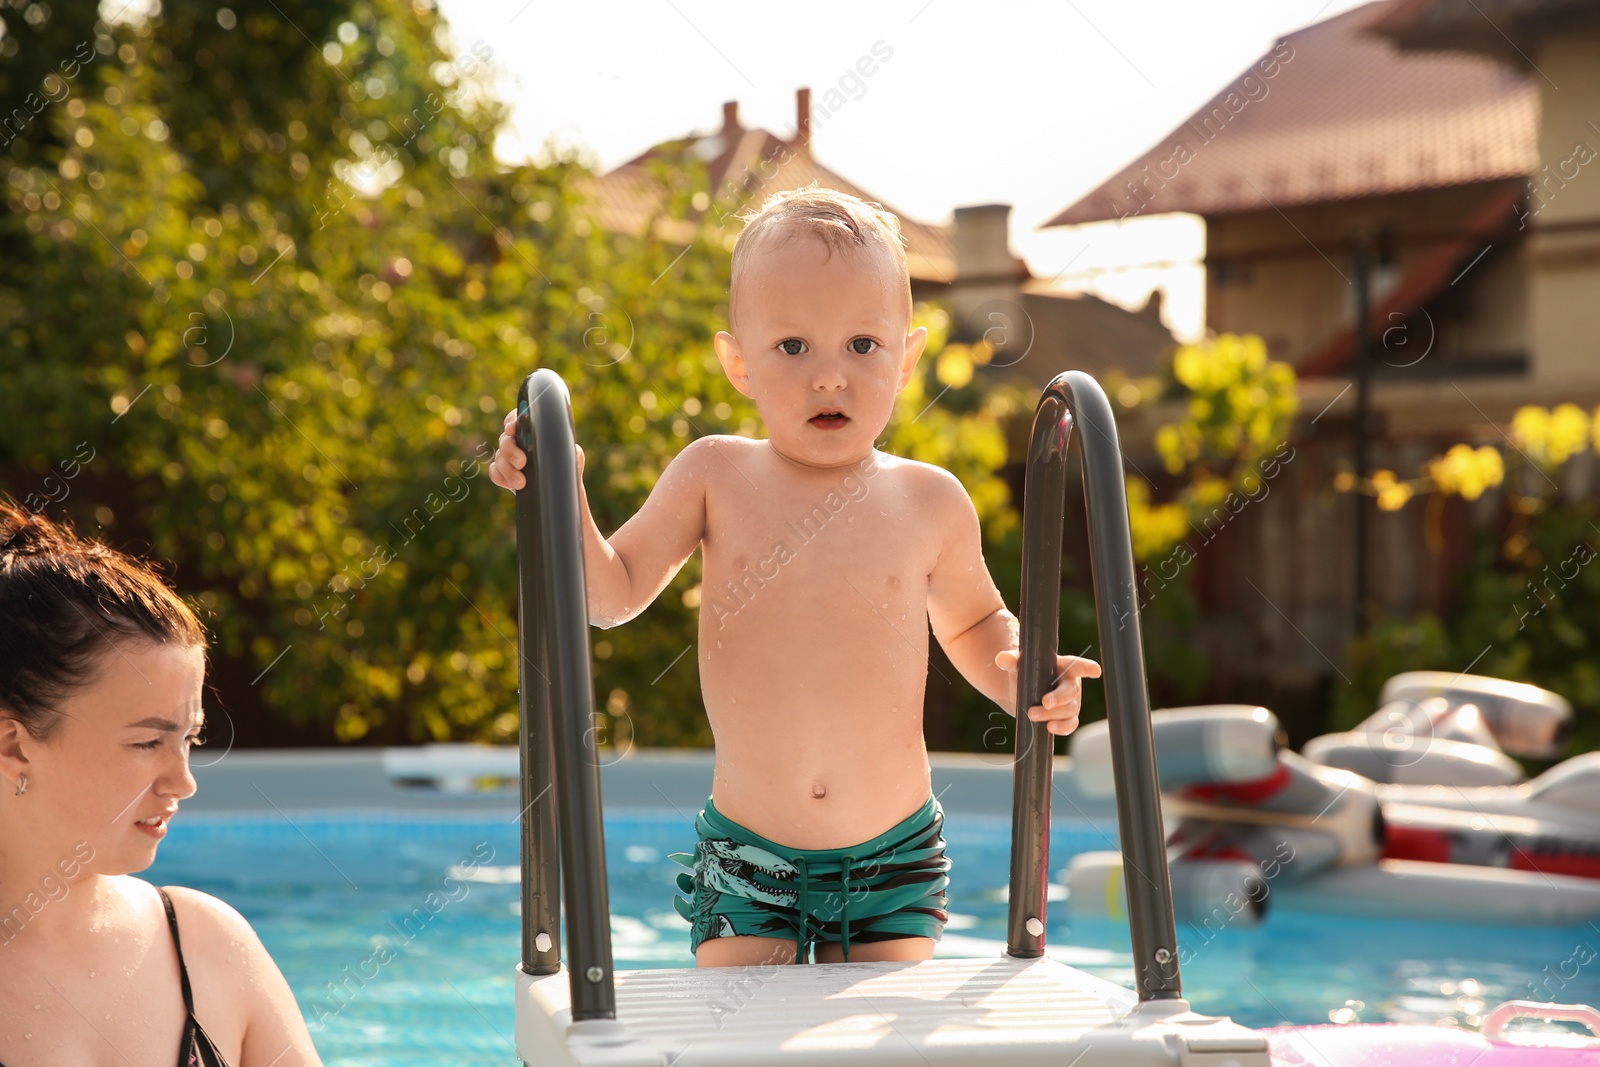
811, 782, 827, 799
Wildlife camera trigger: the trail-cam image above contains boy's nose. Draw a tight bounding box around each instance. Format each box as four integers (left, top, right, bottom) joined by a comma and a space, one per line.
812, 362, 847, 391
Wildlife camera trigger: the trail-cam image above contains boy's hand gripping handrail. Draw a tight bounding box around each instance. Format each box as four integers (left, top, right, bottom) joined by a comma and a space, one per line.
1006, 370, 1182, 1001
514, 369, 617, 1021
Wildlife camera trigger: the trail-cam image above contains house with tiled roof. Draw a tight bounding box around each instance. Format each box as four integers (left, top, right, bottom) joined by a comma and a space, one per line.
580, 92, 955, 292
1044, 0, 1600, 738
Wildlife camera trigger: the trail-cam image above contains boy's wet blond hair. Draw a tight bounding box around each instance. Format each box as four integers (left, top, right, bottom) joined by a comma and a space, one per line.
728, 183, 912, 330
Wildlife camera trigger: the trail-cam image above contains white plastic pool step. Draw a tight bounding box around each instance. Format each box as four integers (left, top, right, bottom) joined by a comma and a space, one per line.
516, 955, 1269, 1066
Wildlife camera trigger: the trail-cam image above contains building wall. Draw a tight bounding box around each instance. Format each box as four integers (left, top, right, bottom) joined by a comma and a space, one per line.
1528, 29, 1600, 387
1204, 183, 1531, 370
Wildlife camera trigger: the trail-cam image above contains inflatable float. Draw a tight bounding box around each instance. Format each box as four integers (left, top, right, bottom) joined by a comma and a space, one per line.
1066, 676, 1600, 926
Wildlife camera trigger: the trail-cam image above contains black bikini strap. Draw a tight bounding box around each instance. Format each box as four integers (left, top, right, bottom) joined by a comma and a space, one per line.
156, 886, 197, 1014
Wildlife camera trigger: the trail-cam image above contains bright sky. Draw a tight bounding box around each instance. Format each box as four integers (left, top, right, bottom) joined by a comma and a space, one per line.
434, 0, 1373, 341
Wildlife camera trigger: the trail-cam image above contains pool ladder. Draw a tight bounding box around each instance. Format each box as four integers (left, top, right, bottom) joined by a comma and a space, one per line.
511, 369, 1261, 1065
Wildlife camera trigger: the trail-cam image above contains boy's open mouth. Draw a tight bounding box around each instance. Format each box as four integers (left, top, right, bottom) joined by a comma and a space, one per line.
809, 409, 849, 430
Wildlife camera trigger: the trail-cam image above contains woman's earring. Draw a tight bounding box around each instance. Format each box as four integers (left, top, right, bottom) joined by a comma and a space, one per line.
13, 775, 25, 797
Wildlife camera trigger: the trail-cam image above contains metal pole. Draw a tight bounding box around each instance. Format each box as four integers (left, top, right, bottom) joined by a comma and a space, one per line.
1352, 243, 1372, 635
1006, 371, 1181, 1001
515, 369, 617, 1021
516, 436, 561, 975
1005, 394, 1066, 960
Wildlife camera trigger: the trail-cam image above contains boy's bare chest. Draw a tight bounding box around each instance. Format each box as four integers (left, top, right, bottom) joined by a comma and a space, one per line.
702, 466, 937, 597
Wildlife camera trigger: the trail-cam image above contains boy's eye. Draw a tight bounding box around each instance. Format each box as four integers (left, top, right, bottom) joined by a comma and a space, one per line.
778, 339, 806, 356
850, 338, 879, 355
133, 738, 162, 750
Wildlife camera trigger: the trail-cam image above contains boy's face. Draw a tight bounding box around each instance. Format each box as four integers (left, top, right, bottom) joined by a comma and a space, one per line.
714, 231, 927, 470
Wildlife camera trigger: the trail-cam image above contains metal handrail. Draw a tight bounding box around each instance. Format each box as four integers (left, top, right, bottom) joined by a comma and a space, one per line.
1005, 370, 1182, 1001
509, 366, 1176, 1015
514, 369, 616, 1021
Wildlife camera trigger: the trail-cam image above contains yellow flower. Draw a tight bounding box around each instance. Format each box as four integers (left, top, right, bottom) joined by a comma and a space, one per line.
1549, 403, 1590, 467
1173, 343, 1205, 391
935, 344, 973, 388
1126, 478, 1191, 560
1377, 481, 1414, 511
1426, 444, 1504, 501
1155, 424, 1185, 475
1512, 406, 1552, 467
1189, 474, 1231, 507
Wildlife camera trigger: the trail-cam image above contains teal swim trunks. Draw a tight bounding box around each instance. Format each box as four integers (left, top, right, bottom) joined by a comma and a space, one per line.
670, 794, 952, 964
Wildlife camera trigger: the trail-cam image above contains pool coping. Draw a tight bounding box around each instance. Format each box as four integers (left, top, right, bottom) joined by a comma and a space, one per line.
188, 747, 1120, 829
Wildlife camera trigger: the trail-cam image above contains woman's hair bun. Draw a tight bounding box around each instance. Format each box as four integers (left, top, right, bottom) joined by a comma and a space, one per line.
0, 495, 205, 738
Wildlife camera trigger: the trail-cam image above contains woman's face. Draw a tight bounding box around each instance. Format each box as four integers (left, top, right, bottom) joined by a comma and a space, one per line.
16, 640, 206, 877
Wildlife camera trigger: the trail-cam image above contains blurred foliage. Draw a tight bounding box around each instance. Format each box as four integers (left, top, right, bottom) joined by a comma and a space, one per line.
930, 331, 1298, 750
0, 0, 1018, 746
1123, 332, 1300, 563
1336, 404, 1600, 755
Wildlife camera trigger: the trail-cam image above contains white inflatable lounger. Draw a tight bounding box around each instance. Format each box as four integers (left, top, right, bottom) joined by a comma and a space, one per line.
1380, 672, 1572, 759
1071, 705, 1280, 795
1273, 860, 1600, 924
1304, 728, 1524, 787
1379, 752, 1600, 824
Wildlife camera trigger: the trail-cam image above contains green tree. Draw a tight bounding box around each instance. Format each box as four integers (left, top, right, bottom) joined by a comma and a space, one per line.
2, 0, 1018, 747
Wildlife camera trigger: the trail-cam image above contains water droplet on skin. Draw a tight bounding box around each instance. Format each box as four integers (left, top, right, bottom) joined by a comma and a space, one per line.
881, 602, 889, 609
900, 614, 906, 621
88, 970, 95, 979
716, 641, 722, 649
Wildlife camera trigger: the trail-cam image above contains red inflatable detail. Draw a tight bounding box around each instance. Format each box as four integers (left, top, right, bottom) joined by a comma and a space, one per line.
1182, 764, 1293, 805
1511, 847, 1600, 880
1382, 824, 1454, 864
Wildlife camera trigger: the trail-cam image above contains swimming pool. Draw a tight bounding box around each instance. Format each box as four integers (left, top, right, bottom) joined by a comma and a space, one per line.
144, 803, 1600, 1066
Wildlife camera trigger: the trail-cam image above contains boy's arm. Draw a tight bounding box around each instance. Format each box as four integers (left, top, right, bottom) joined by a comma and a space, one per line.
580, 437, 712, 628
923, 468, 1023, 713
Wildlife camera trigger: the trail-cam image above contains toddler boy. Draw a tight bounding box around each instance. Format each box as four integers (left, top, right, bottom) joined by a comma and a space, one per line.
490, 186, 1098, 967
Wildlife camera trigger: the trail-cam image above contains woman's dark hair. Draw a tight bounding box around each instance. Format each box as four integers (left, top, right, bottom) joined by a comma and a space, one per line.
0, 498, 205, 739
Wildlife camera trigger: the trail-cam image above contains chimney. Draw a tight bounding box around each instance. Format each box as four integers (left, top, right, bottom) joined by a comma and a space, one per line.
721, 100, 741, 138
950, 204, 1029, 344
795, 88, 811, 156
953, 204, 1026, 283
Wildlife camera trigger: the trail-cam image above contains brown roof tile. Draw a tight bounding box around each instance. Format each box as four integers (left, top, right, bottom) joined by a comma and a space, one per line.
1045, 0, 1538, 226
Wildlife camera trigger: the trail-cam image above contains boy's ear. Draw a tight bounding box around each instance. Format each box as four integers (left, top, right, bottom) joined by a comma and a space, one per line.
713, 331, 752, 397
895, 326, 929, 392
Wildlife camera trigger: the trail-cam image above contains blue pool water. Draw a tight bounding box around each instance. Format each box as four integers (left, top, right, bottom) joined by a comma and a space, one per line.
144, 807, 1600, 1065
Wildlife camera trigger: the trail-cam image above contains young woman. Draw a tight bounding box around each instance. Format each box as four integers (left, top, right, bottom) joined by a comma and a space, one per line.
0, 501, 321, 1067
